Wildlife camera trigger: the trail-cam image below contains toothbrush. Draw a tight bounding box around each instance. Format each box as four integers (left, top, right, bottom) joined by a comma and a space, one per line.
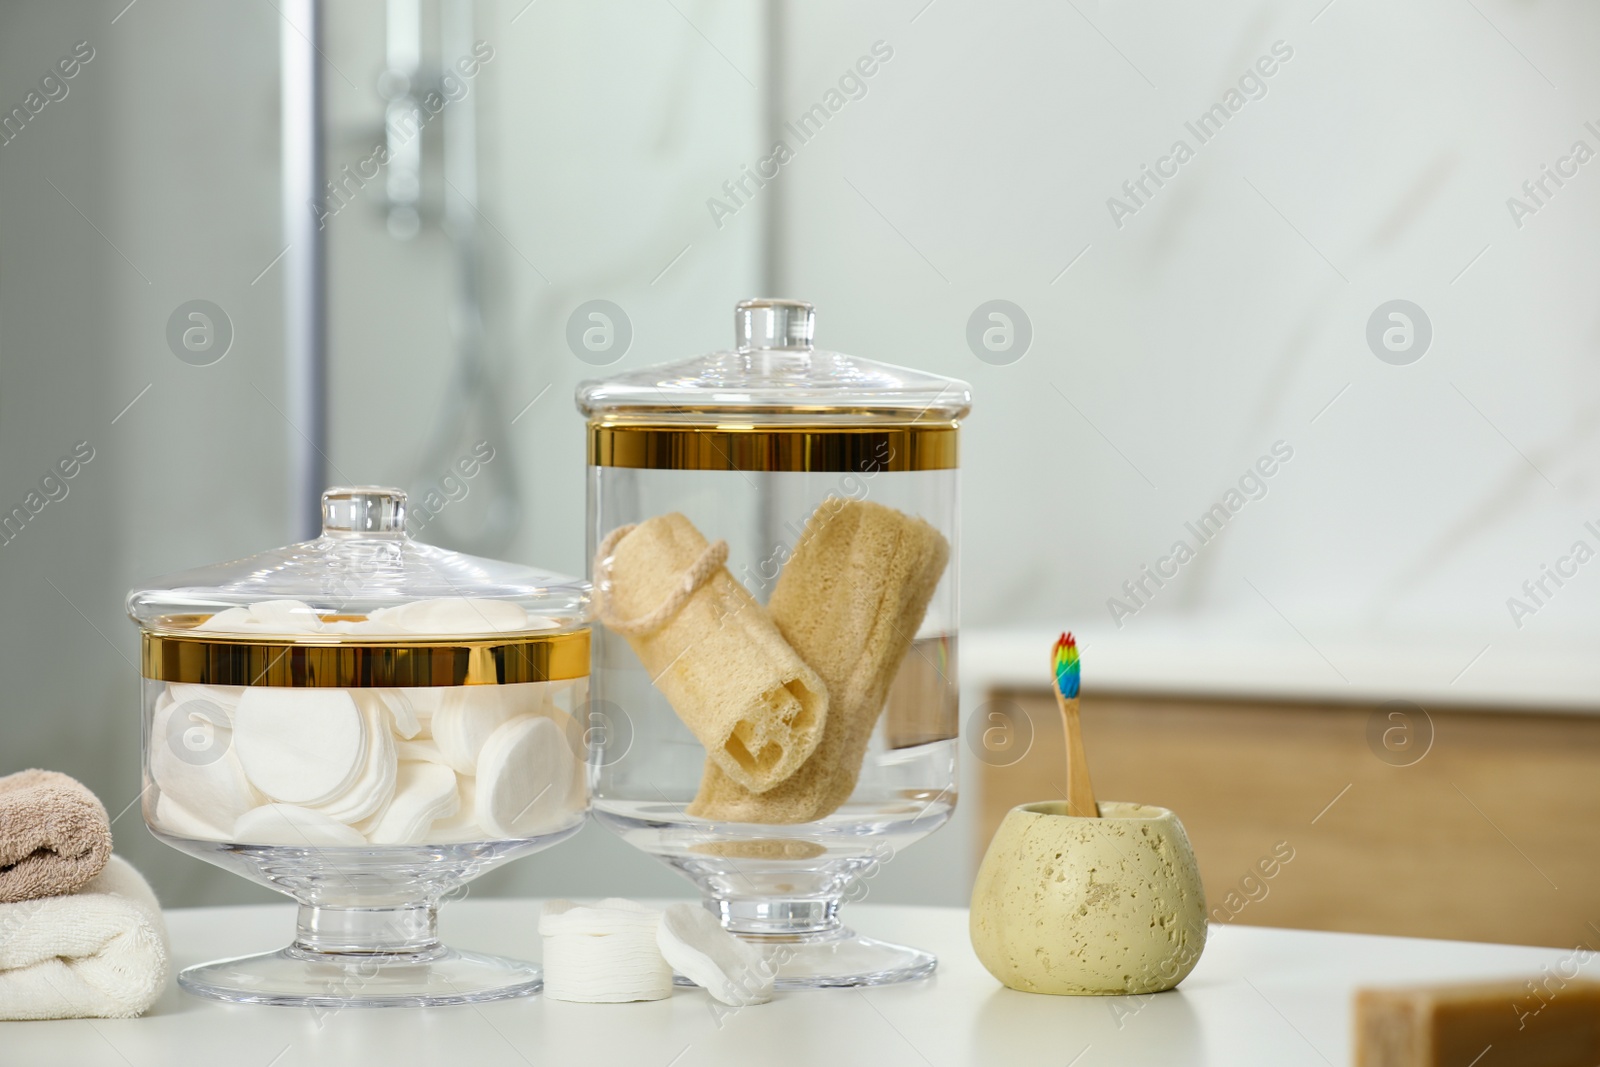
1052, 633, 1100, 818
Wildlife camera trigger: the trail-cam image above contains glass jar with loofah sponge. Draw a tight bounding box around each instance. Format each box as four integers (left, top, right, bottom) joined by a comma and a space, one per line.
579, 300, 970, 989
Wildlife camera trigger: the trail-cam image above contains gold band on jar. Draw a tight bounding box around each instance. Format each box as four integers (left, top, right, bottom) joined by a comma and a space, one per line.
140, 628, 589, 687
587, 421, 959, 473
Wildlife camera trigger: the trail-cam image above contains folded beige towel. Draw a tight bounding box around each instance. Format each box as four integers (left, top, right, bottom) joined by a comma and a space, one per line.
0, 855, 169, 1019
0, 769, 112, 903
690, 499, 949, 823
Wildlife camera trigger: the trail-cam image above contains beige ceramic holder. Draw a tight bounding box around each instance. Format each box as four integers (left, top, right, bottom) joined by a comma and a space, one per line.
970, 801, 1208, 995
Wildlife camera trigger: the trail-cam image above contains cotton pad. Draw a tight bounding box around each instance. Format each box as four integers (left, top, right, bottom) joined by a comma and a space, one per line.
539, 899, 671, 1003
154, 791, 232, 841
474, 716, 573, 838
192, 606, 255, 632
428, 785, 479, 841
362, 761, 459, 845
167, 683, 242, 713
193, 600, 326, 634
309, 695, 397, 825
249, 599, 326, 633
376, 690, 422, 739
395, 739, 449, 764
234, 688, 368, 806
543, 678, 583, 717
402, 687, 441, 738
149, 688, 261, 825
234, 803, 367, 846
365, 598, 530, 635
432, 686, 523, 776
657, 902, 773, 1006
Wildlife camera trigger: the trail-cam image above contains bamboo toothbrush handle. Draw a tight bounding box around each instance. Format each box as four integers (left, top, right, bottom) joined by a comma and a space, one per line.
1056, 692, 1100, 818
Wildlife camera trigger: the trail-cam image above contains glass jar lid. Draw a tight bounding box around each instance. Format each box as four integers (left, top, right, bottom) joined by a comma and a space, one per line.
127, 487, 588, 642
575, 299, 972, 425
576, 300, 971, 474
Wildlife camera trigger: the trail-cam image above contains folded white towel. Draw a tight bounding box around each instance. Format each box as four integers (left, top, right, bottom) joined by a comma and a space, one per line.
0, 855, 170, 1020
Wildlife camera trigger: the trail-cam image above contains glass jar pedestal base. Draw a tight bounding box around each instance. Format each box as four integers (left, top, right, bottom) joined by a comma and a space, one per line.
595, 798, 951, 990
695, 897, 936, 990
154, 829, 584, 1006
176, 903, 542, 1008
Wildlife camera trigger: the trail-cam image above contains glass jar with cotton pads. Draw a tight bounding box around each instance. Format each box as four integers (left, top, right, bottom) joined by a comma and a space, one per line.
126, 486, 590, 1007
578, 299, 970, 988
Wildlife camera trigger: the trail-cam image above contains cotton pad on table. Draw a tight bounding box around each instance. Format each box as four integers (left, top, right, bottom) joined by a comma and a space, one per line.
540, 899, 672, 1003
657, 902, 773, 1006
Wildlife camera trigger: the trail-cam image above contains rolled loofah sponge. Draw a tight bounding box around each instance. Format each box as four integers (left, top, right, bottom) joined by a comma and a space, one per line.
597, 513, 828, 794
689, 498, 949, 824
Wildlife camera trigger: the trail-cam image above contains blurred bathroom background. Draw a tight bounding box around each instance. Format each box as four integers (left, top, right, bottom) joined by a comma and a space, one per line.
3, 0, 1598, 937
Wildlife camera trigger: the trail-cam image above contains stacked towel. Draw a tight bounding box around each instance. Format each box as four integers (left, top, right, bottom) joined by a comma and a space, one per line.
0, 769, 113, 903
0, 855, 169, 1020
0, 770, 169, 1020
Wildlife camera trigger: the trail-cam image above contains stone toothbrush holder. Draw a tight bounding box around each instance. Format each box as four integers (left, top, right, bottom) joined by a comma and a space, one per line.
969, 801, 1208, 996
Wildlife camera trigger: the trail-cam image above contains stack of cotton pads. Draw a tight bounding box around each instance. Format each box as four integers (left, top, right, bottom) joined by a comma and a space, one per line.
540, 899, 673, 1003
539, 899, 774, 1006
147, 599, 582, 847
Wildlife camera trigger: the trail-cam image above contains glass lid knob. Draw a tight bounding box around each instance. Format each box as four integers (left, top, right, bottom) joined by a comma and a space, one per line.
321, 486, 407, 537
735, 298, 814, 352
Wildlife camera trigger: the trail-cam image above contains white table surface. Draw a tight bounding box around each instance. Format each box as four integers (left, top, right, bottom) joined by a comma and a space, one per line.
4, 900, 1587, 1066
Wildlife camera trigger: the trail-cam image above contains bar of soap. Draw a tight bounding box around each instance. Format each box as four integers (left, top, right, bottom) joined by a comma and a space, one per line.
657, 902, 772, 1006
1355, 979, 1600, 1067
540, 898, 672, 1003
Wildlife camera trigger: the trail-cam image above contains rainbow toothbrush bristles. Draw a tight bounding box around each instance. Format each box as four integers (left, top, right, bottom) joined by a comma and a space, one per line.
1052, 632, 1079, 700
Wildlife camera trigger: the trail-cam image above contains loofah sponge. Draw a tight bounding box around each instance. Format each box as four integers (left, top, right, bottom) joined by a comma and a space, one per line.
688, 498, 949, 824
597, 513, 828, 794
